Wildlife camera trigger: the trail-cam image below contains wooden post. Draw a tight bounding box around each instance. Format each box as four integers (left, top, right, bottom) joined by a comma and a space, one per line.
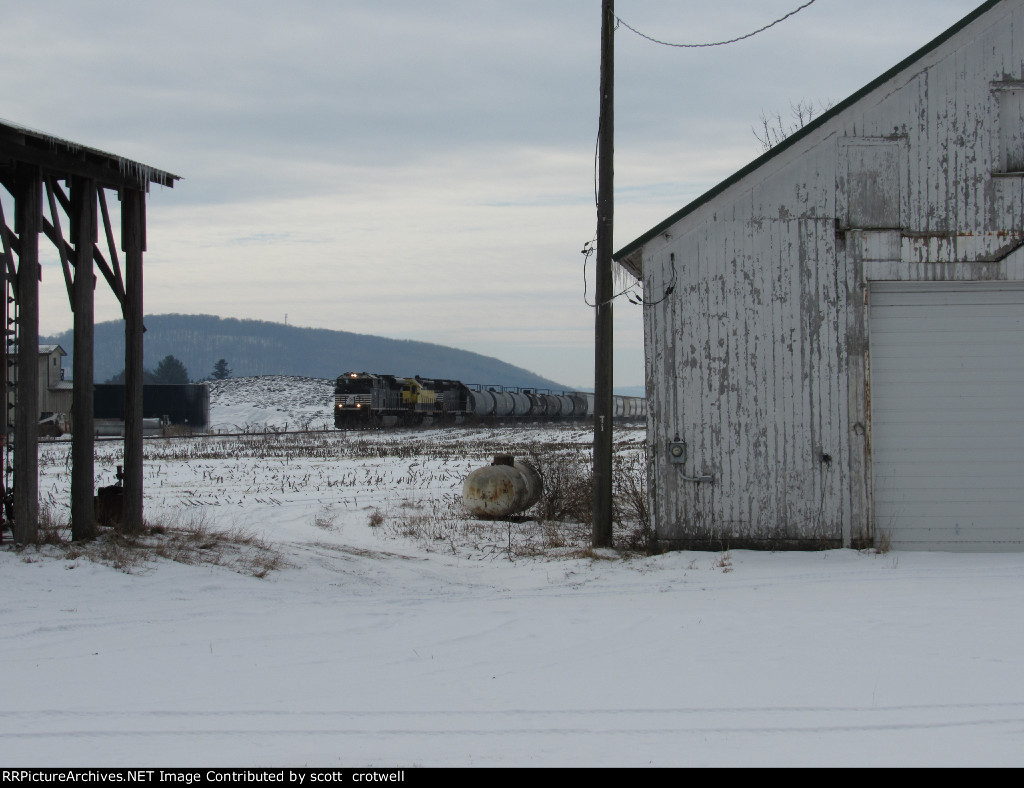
593, 0, 615, 548
0, 192, 8, 506
0, 184, 21, 537
71, 177, 97, 541
13, 164, 40, 543
121, 188, 145, 532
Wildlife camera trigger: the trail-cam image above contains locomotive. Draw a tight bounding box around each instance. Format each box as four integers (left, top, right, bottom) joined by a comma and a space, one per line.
333, 371, 645, 428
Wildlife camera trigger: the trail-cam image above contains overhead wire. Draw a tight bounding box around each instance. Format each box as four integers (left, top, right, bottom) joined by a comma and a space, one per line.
615, 0, 819, 49
585, 0, 820, 308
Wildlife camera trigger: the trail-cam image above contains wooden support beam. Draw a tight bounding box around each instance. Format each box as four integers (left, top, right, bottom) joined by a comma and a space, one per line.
0, 123, 176, 545
0, 189, 6, 514
91, 247, 125, 307
39, 218, 125, 306
44, 179, 75, 309
0, 199, 19, 292
70, 176, 96, 541
98, 189, 125, 298
0, 195, 13, 523
121, 188, 145, 532
13, 163, 40, 543
50, 178, 71, 214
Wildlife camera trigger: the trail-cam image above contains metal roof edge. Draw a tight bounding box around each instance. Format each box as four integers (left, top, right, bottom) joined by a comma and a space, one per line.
613, 0, 1005, 263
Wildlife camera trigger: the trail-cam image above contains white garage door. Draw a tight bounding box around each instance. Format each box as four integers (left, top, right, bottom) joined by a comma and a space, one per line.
869, 282, 1024, 551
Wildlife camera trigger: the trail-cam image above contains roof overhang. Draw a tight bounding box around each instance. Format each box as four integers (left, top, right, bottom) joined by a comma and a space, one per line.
0, 118, 179, 192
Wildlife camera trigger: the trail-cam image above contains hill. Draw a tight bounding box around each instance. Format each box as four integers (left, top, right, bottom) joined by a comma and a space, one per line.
43, 314, 568, 389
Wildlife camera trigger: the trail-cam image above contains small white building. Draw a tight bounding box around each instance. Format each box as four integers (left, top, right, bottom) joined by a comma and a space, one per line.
38, 344, 72, 420
616, 0, 1024, 551
5, 345, 72, 431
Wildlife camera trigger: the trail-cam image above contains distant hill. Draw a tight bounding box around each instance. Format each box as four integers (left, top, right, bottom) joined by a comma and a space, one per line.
43, 314, 569, 390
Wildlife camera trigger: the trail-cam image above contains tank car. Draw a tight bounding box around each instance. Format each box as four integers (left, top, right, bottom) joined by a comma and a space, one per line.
334, 371, 644, 428
465, 386, 496, 419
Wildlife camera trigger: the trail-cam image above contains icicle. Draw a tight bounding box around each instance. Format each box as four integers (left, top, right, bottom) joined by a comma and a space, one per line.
613, 260, 640, 294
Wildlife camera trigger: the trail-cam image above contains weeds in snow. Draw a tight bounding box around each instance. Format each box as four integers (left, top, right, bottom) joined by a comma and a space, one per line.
31, 423, 651, 568
368, 444, 651, 560
314, 506, 339, 531
9, 508, 282, 578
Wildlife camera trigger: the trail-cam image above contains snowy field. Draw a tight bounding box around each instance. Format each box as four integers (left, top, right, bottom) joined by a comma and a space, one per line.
1, 377, 1023, 767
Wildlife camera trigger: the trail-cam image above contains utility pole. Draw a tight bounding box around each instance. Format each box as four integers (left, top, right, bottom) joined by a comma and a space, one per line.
593, 0, 614, 548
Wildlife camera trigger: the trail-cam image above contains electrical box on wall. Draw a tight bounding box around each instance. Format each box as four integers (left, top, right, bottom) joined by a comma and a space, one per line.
669, 441, 686, 465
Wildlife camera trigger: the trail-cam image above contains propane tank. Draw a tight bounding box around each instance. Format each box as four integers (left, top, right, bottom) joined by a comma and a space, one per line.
462, 454, 542, 518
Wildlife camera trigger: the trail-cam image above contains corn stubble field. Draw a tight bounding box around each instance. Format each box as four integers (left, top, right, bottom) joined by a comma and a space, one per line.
31, 422, 649, 574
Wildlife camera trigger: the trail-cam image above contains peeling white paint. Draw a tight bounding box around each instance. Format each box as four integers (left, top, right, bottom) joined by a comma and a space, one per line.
628, 0, 1024, 550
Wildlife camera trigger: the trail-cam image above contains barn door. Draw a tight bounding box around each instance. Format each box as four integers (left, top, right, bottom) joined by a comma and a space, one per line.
869, 282, 1024, 550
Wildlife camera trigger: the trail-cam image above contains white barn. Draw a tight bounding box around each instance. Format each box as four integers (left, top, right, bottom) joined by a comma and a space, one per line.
615, 0, 1024, 551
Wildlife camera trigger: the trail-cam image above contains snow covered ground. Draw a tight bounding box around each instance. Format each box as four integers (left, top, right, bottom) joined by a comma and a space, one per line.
207, 376, 337, 433
2, 377, 1022, 767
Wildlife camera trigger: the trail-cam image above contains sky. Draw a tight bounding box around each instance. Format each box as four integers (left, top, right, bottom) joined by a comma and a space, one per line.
0, 0, 989, 388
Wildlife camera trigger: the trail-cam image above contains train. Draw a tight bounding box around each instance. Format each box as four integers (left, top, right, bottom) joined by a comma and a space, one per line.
333, 372, 646, 428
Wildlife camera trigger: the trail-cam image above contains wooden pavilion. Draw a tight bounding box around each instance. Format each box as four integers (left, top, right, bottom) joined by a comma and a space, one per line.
0, 119, 179, 542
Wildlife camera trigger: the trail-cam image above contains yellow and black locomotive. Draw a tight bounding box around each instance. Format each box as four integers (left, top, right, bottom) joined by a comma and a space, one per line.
334, 371, 644, 429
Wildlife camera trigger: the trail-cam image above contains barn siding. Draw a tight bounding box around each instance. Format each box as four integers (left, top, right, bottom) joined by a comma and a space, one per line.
637, 1, 1024, 550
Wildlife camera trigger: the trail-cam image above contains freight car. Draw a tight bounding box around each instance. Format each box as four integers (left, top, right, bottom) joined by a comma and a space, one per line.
333, 371, 645, 428
94, 384, 210, 431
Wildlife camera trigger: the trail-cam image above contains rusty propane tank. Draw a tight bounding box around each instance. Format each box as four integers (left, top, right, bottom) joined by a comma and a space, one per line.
462, 454, 542, 519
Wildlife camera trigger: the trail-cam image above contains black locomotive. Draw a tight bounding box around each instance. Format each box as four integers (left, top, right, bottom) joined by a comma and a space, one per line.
333, 371, 645, 428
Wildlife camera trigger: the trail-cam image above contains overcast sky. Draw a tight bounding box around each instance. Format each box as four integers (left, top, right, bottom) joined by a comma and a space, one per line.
0, 0, 986, 388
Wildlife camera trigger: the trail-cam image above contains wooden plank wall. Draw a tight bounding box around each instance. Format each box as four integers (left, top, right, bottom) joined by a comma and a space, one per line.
641, 0, 1024, 549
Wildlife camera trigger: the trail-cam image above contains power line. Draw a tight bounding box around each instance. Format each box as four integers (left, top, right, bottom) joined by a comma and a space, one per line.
584, 0, 820, 309
582, 238, 675, 309
616, 0, 819, 49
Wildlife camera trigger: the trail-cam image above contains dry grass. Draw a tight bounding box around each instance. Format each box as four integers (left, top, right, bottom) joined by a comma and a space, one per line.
8, 508, 283, 578
530, 449, 594, 526
31, 501, 73, 545
380, 498, 476, 555
313, 505, 339, 531
366, 446, 652, 561
612, 452, 652, 552
29, 424, 651, 568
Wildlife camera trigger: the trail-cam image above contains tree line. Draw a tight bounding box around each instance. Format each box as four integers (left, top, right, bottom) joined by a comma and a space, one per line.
104, 356, 232, 385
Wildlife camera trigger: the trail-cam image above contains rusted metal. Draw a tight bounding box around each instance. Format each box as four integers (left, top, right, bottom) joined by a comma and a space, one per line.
462, 455, 542, 519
